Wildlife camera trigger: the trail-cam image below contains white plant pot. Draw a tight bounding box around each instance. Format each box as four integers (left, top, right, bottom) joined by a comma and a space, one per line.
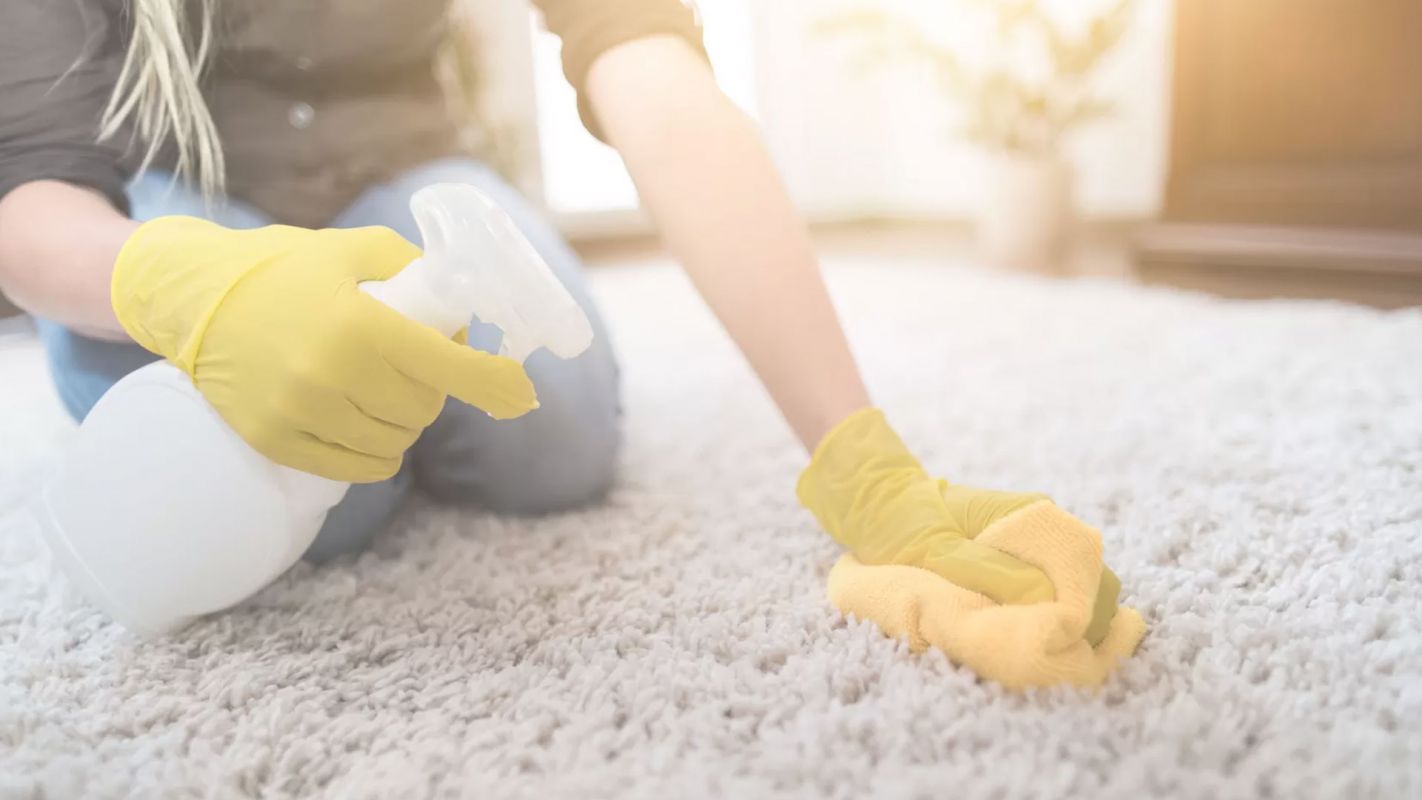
976, 151, 1075, 272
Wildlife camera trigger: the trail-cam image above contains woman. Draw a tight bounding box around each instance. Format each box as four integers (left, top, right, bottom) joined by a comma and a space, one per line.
0, 1, 1117, 644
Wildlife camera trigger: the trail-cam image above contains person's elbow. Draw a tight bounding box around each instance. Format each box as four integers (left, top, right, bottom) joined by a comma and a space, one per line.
585, 35, 745, 148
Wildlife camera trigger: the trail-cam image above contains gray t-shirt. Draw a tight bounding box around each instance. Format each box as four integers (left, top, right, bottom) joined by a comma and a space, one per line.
0, 0, 706, 228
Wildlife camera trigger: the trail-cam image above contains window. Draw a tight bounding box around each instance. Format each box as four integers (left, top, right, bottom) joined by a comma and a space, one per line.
530, 1, 759, 215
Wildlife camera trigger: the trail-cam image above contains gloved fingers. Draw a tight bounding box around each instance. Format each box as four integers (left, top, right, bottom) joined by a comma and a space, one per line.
346, 364, 446, 431
938, 482, 1050, 538
437, 348, 538, 420
828, 554, 1144, 691
366, 303, 538, 420
919, 536, 1055, 606
282, 431, 404, 484
1083, 565, 1121, 646
895, 531, 1117, 646
973, 500, 1105, 642
320, 226, 423, 282
951, 498, 1119, 646
302, 397, 419, 463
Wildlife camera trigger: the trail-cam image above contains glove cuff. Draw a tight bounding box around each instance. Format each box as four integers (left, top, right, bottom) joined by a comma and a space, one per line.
803, 408, 906, 467
796, 407, 926, 542
111, 216, 252, 375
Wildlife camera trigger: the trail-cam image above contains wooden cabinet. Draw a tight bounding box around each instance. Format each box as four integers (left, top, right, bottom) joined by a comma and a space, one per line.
1137, 0, 1422, 308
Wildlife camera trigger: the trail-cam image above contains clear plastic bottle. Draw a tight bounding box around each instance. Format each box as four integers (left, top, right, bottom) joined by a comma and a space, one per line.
37, 183, 594, 635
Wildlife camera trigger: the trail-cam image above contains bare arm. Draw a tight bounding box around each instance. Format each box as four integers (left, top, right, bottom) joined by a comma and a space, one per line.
0, 180, 137, 339
585, 36, 870, 450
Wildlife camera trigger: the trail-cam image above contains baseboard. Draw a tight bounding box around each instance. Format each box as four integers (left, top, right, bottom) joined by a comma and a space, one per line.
1135, 223, 1422, 308
570, 215, 1149, 266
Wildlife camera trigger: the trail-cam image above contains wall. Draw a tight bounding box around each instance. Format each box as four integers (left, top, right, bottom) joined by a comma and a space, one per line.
754, 0, 1174, 221
521, 0, 1174, 224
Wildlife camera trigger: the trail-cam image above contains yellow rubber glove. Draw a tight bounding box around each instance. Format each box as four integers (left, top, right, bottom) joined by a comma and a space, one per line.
797, 408, 1119, 645
112, 217, 538, 483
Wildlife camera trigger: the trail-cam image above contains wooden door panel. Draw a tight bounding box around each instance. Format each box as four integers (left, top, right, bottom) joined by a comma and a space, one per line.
1139, 0, 1422, 307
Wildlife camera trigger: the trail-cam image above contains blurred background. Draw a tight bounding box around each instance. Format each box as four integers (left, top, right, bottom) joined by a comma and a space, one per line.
2, 0, 1418, 326
499, 0, 1421, 309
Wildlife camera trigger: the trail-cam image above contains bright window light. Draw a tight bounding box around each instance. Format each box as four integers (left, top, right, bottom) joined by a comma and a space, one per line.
531, 1, 759, 215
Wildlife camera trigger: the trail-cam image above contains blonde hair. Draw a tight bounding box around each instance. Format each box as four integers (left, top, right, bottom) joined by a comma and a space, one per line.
99, 1, 496, 199
100, 0, 225, 197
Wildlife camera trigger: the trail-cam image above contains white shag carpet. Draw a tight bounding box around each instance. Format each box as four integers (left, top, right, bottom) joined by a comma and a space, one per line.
2, 260, 1420, 799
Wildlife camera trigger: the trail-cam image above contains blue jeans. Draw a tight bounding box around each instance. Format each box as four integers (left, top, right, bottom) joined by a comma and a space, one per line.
36, 157, 621, 561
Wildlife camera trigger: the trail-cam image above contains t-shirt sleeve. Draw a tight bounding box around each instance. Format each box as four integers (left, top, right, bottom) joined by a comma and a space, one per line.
531, 0, 710, 141
0, 0, 136, 214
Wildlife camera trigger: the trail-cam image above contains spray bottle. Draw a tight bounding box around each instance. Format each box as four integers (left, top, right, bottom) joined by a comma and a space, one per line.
37, 183, 594, 635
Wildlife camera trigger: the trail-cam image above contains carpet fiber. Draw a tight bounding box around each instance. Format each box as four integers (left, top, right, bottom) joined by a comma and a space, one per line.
2, 261, 1420, 799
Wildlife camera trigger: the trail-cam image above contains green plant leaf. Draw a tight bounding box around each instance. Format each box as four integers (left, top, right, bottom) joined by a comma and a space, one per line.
812, 9, 898, 38
1061, 96, 1116, 127
1047, 0, 1136, 78
815, 0, 1134, 152
815, 6, 966, 92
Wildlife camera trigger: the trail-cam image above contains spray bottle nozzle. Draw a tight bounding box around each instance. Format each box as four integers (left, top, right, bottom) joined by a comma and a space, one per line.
406, 183, 595, 363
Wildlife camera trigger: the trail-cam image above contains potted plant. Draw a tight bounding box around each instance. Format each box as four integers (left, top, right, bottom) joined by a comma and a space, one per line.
818, 0, 1134, 271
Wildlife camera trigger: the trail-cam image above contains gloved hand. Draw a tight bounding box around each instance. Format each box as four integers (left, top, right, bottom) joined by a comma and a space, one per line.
112, 217, 538, 483
797, 408, 1120, 645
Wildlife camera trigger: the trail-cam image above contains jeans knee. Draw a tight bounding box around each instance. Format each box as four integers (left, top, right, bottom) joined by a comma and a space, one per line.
418, 395, 620, 515
487, 419, 618, 514
35, 319, 162, 422
303, 466, 413, 563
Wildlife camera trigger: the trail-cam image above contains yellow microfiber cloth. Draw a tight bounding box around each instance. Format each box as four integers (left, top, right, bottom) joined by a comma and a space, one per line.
827, 500, 1146, 690
799, 408, 1146, 690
